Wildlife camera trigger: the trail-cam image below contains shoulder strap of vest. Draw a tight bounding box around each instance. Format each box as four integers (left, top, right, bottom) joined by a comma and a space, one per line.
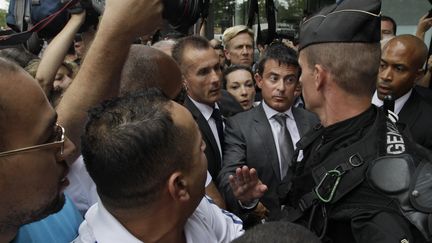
296, 109, 387, 212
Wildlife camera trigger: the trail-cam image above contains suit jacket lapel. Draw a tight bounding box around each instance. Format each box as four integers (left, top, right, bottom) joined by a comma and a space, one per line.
399, 90, 422, 130
184, 97, 221, 162
253, 104, 282, 182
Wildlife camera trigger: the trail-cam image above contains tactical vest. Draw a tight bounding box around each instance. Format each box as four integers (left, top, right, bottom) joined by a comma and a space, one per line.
279, 108, 432, 241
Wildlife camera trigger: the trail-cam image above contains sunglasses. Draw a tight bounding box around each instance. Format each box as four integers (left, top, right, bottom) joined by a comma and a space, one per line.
0, 124, 65, 158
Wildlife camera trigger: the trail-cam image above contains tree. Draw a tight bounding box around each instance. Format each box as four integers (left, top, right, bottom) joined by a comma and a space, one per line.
212, 0, 305, 36
213, 0, 237, 33
0, 9, 7, 29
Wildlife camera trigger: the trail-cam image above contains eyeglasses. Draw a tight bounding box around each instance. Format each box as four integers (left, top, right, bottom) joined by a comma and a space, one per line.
0, 124, 65, 158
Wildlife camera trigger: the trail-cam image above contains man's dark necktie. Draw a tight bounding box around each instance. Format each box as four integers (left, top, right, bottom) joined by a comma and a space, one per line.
211, 108, 224, 150
383, 94, 395, 113
273, 113, 294, 179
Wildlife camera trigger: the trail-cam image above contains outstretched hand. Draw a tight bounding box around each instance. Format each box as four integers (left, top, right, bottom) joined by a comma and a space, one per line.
228, 166, 268, 204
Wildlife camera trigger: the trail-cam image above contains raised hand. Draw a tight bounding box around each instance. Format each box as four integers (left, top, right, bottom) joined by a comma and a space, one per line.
228, 166, 268, 204
416, 12, 432, 41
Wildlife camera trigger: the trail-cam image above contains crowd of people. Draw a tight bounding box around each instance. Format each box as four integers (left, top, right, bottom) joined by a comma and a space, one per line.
1, 0, 432, 242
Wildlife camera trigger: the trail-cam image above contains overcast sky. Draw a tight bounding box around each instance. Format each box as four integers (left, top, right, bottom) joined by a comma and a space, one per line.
0, 0, 8, 10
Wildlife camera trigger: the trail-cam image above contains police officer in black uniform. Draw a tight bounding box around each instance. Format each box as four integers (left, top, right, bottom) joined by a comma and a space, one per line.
277, 0, 432, 242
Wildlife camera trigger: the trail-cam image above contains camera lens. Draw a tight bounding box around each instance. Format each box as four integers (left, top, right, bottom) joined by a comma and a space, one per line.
162, 0, 203, 33
91, 0, 105, 13
91, 0, 207, 33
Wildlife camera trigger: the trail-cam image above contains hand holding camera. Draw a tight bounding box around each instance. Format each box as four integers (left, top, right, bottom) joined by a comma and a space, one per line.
100, 0, 163, 39
89, 0, 209, 34
416, 11, 432, 40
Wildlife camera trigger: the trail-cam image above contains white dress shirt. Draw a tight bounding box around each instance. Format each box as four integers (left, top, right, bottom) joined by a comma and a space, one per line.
371, 89, 412, 115
72, 196, 244, 243
189, 96, 223, 158
65, 158, 211, 216
262, 101, 302, 173
65, 156, 98, 216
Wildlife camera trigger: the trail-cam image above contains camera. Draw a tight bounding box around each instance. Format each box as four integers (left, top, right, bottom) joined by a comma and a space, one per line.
428, 0, 432, 18
90, 0, 209, 33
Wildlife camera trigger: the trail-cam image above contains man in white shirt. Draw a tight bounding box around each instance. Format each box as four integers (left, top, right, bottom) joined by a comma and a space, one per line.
74, 90, 244, 243
372, 34, 432, 150
172, 36, 226, 183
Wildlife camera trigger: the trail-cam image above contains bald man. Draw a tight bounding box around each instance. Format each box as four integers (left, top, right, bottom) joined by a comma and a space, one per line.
372, 34, 432, 150
152, 39, 176, 56
120, 44, 183, 98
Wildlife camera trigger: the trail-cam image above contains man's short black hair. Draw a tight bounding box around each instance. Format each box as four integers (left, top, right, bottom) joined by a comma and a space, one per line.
81, 88, 192, 209
172, 35, 211, 70
256, 42, 299, 76
232, 221, 321, 243
382, 15, 397, 35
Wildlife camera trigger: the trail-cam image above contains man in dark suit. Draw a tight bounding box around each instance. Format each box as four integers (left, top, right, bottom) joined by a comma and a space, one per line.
373, 34, 432, 150
172, 36, 241, 184
218, 43, 319, 223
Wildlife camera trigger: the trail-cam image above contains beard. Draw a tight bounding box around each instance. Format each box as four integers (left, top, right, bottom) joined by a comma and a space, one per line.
27, 193, 66, 223
0, 193, 66, 234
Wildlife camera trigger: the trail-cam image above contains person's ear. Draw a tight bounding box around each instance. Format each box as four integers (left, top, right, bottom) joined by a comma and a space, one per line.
255, 73, 263, 89
414, 68, 425, 84
314, 64, 327, 90
167, 172, 190, 202
182, 75, 189, 91
224, 48, 231, 60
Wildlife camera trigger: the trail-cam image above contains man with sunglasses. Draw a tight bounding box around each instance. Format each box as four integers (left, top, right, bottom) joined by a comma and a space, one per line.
0, 0, 163, 242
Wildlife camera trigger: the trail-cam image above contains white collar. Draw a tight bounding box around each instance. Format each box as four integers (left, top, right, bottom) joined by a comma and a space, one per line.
189, 96, 219, 121
371, 89, 412, 115
262, 101, 294, 121
85, 200, 142, 243
80, 197, 243, 243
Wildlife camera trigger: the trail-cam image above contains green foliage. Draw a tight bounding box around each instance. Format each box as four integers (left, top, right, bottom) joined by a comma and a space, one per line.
0, 9, 7, 29
212, 0, 305, 36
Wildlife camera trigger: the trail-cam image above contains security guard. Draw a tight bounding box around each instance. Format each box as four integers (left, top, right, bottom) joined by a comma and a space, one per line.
278, 0, 432, 242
